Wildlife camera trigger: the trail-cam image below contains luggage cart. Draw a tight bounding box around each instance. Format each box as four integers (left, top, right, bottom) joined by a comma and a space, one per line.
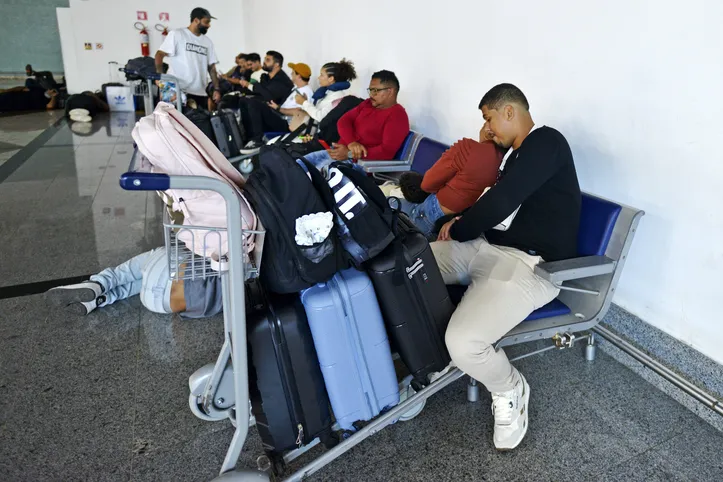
118, 149, 460, 481
119, 69, 184, 114
120, 149, 268, 480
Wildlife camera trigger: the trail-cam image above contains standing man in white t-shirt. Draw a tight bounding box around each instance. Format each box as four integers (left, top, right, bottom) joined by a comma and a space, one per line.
155, 7, 221, 110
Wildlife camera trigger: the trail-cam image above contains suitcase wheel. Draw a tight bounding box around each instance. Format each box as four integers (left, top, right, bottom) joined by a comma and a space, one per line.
268, 452, 286, 478
319, 428, 339, 449
397, 375, 427, 422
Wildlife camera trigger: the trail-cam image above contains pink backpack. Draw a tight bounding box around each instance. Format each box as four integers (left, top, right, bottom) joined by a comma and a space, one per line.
132, 102, 257, 263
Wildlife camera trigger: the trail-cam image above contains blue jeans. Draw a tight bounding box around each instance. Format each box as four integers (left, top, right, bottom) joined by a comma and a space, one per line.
90, 248, 171, 312
302, 150, 335, 170
301, 150, 365, 173
399, 193, 445, 239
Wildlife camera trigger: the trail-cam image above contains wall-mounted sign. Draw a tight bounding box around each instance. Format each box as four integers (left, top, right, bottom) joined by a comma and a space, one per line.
84, 42, 92, 50
96, 43, 104, 50
137, 11, 148, 21
159, 12, 170, 22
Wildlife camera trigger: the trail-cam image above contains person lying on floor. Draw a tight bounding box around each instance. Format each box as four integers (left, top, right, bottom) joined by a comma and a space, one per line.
432, 83, 581, 451
45, 248, 221, 318
0, 83, 65, 113
394, 127, 504, 239
302, 70, 409, 170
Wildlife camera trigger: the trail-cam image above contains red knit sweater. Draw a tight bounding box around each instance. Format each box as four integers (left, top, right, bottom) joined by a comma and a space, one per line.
337, 99, 410, 160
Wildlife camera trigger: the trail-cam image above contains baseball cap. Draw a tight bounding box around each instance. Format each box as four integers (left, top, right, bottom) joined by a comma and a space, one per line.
288, 62, 311, 79
191, 7, 216, 21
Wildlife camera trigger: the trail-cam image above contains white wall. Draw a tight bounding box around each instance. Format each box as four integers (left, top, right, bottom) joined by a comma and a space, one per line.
56, 8, 78, 90
242, 0, 723, 364
59, 0, 245, 93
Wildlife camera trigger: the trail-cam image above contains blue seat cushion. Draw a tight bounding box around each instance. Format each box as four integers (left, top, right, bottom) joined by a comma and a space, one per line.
411, 137, 449, 174
524, 299, 571, 321
446, 285, 571, 322
578, 194, 622, 256
393, 131, 417, 160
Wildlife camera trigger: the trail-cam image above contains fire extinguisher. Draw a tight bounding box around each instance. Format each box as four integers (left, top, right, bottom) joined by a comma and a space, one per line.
135, 22, 150, 57
156, 24, 169, 38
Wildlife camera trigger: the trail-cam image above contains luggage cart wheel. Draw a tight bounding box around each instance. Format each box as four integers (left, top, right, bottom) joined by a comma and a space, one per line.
397, 375, 426, 422
188, 393, 230, 422
340, 429, 356, 440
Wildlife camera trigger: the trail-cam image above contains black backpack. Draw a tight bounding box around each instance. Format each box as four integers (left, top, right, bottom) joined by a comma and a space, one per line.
65, 93, 100, 118
317, 96, 363, 143
244, 145, 345, 294
183, 107, 218, 147
124, 56, 156, 80
303, 161, 398, 267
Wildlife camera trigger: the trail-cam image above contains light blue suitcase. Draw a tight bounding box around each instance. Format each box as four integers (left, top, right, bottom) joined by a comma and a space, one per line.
301, 268, 400, 432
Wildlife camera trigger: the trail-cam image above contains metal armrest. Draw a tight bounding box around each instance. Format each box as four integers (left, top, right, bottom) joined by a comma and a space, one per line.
357, 159, 412, 173
535, 255, 616, 284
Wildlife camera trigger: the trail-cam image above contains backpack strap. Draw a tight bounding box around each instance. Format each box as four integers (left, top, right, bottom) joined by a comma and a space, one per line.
278, 122, 310, 145
387, 196, 408, 286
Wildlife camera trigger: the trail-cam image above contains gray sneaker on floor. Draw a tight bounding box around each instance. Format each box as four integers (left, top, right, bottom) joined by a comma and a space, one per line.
45, 281, 104, 315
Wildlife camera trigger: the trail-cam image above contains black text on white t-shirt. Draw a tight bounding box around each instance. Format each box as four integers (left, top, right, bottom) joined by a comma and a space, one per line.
185, 43, 208, 56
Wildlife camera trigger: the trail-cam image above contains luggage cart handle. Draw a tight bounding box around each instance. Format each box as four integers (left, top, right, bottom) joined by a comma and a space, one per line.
118, 70, 183, 111
119, 147, 170, 191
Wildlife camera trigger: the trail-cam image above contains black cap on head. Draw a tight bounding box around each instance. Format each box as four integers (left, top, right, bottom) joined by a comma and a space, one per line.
191, 7, 216, 21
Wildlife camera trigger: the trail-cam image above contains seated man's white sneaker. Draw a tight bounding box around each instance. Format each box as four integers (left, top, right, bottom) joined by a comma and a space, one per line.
491, 373, 530, 451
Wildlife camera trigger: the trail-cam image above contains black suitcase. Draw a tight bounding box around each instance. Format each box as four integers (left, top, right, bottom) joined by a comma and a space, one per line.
246, 280, 337, 472
183, 107, 217, 146
365, 215, 454, 386
211, 108, 245, 158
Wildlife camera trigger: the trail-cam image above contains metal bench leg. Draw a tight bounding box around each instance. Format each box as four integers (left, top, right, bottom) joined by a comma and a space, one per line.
467, 377, 480, 403
585, 333, 597, 362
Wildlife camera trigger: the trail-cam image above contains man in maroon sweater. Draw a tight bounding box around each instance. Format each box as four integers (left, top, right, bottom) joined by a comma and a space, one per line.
303, 70, 410, 170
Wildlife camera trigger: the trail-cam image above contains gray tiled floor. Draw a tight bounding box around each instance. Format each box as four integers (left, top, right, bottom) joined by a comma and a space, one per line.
1, 113, 722, 482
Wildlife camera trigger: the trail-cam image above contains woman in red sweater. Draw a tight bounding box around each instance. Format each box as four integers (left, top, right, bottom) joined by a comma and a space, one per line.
399, 129, 504, 238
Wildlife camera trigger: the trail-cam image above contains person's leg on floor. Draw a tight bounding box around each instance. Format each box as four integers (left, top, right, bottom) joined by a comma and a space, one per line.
431, 238, 559, 450
46, 249, 160, 314
90, 250, 156, 299
139, 247, 174, 314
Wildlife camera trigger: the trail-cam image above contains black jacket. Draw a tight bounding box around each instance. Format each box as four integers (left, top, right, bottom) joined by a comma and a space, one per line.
250, 70, 293, 105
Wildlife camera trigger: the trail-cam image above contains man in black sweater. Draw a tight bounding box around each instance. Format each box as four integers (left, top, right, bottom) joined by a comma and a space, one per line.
433, 83, 581, 452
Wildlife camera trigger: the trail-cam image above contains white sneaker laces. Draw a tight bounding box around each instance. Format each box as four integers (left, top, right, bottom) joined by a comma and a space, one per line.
492, 390, 515, 425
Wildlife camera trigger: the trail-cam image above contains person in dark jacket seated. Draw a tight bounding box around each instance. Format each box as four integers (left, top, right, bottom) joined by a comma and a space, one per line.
303, 70, 409, 170
433, 83, 581, 453
236, 50, 294, 152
